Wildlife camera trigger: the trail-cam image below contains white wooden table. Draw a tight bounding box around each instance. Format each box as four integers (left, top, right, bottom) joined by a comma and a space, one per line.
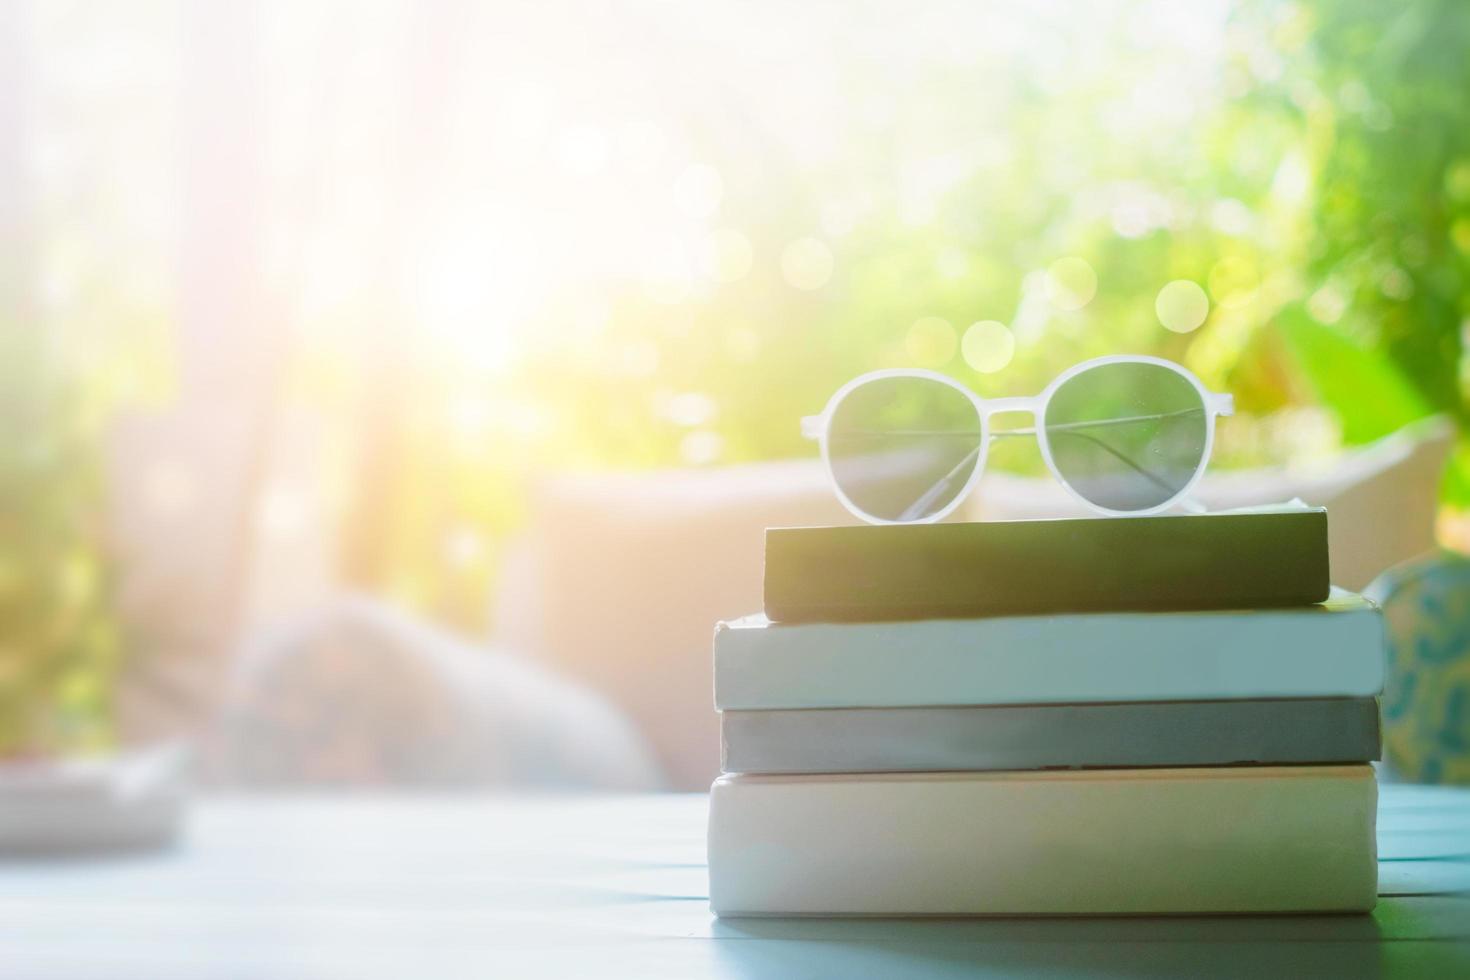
2, 785, 1467, 978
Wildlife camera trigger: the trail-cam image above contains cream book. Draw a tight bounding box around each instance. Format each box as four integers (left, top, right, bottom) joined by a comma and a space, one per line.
707, 766, 1378, 916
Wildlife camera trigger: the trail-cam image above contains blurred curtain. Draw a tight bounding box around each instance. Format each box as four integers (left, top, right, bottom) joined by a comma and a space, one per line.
104, 2, 275, 740
103, 1, 485, 740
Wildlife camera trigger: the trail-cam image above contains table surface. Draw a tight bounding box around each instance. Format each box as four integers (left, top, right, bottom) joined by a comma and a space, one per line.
2, 784, 1468, 979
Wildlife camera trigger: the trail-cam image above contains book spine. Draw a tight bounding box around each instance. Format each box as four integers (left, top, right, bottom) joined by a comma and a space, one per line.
708, 767, 1378, 916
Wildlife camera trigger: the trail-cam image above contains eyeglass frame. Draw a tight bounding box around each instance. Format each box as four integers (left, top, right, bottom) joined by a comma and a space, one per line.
801, 354, 1235, 524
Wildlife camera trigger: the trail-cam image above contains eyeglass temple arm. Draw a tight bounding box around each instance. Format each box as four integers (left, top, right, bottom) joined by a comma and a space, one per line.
999, 406, 1207, 499
1044, 428, 1182, 498
895, 427, 1180, 523
994, 406, 1208, 436
897, 443, 984, 522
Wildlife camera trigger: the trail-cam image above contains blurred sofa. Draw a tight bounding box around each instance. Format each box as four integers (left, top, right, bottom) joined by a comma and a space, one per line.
494, 417, 1456, 790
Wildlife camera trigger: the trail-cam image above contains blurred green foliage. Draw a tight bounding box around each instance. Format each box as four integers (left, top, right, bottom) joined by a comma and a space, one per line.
339, 0, 1470, 630
0, 326, 124, 755
512, 0, 1466, 494
1282, 0, 1470, 491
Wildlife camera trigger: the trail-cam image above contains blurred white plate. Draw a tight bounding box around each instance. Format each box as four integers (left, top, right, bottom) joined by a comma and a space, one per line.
0, 741, 189, 855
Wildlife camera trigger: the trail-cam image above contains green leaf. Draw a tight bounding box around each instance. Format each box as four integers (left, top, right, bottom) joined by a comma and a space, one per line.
1275, 306, 1432, 444
1441, 438, 1470, 508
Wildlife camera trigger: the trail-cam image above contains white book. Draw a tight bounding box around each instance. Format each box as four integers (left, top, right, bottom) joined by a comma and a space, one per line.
708, 766, 1378, 916
714, 591, 1383, 709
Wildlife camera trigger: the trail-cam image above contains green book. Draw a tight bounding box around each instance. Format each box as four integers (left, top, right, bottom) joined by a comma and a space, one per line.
763, 508, 1330, 622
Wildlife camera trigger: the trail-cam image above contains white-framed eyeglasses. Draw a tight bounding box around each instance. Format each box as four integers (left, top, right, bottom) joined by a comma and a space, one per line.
802, 354, 1234, 524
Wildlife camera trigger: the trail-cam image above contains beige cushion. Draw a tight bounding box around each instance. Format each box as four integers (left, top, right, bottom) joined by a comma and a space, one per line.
209, 597, 663, 790
494, 417, 1455, 790
494, 462, 854, 789
970, 415, 1455, 591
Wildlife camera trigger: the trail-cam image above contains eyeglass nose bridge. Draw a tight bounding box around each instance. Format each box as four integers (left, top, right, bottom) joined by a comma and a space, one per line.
978, 396, 1042, 420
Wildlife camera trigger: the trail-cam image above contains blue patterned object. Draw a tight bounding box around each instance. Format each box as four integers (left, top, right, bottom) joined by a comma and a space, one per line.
1367, 551, 1470, 784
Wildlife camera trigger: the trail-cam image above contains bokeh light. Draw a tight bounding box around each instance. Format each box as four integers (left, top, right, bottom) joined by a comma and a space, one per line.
662, 391, 718, 428
1045, 257, 1098, 311
1307, 283, 1348, 324
1156, 279, 1210, 333
679, 430, 724, 465
961, 320, 1016, 373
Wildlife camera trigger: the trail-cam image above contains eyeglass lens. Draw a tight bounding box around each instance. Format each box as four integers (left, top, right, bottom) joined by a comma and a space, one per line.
1042, 362, 1208, 512
827, 376, 984, 522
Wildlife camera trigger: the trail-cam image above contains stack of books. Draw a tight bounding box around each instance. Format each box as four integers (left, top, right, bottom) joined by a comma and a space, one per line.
707, 509, 1383, 916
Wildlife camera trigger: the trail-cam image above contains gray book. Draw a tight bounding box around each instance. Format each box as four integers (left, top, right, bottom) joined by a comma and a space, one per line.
721, 699, 1381, 773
